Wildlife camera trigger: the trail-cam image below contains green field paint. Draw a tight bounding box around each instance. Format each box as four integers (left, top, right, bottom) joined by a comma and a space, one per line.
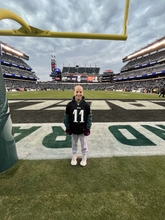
142, 125, 165, 141
42, 126, 71, 148
0, 64, 18, 173
109, 125, 156, 146
13, 126, 41, 143
11, 123, 165, 159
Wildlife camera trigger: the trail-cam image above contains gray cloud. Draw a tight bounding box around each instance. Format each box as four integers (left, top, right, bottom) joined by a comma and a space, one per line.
0, 0, 165, 80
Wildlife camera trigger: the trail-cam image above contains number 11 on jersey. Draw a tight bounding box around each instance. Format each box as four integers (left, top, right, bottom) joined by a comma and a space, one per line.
73, 109, 84, 123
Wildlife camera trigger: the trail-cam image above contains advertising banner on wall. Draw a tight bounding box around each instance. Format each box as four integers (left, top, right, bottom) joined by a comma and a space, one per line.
87, 76, 98, 82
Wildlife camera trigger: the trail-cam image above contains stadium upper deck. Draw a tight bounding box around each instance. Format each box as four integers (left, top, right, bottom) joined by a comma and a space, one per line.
0, 41, 38, 81
116, 36, 165, 82
62, 66, 100, 76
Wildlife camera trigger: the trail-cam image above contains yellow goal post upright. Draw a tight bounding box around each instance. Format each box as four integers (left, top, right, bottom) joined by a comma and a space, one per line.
0, 0, 130, 40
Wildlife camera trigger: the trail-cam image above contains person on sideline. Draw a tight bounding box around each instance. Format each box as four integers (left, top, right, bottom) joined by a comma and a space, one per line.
64, 85, 92, 166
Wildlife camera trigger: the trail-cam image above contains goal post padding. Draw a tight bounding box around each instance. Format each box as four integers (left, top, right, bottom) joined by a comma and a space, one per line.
0, 63, 18, 173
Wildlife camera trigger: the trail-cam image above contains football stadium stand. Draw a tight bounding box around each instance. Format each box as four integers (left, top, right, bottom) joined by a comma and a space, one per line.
2, 36, 165, 93
60, 65, 100, 83
0, 41, 38, 91
112, 36, 165, 92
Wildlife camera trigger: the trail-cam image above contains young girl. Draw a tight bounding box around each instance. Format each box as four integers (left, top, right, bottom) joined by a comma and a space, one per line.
64, 85, 92, 166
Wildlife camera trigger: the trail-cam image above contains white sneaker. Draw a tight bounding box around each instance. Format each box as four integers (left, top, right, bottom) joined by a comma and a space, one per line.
80, 155, 87, 167
71, 154, 77, 166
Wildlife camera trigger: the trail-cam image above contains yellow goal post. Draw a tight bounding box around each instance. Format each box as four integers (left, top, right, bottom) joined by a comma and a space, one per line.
0, 0, 130, 41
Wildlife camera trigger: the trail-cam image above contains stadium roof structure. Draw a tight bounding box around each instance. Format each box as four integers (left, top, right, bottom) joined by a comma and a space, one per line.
123, 36, 165, 62
0, 41, 29, 60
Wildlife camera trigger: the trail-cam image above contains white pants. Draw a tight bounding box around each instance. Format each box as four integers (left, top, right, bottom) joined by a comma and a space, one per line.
72, 134, 88, 155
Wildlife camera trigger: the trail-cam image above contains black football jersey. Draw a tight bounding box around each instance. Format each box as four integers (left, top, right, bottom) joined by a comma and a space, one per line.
65, 97, 91, 134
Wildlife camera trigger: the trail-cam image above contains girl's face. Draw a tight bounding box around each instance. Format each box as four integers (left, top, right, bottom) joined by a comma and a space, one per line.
74, 86, 83, 102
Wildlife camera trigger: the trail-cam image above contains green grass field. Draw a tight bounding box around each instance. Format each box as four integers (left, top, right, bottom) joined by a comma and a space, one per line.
1, 156, 165, 220
1, 90, 165, 220
7, 89, 160, 100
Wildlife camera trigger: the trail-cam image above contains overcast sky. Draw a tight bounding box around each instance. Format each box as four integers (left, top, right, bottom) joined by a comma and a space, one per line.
0, 0, 165, 81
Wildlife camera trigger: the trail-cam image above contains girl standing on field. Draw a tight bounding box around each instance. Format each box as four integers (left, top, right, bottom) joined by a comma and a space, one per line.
64, 85, 92, 166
